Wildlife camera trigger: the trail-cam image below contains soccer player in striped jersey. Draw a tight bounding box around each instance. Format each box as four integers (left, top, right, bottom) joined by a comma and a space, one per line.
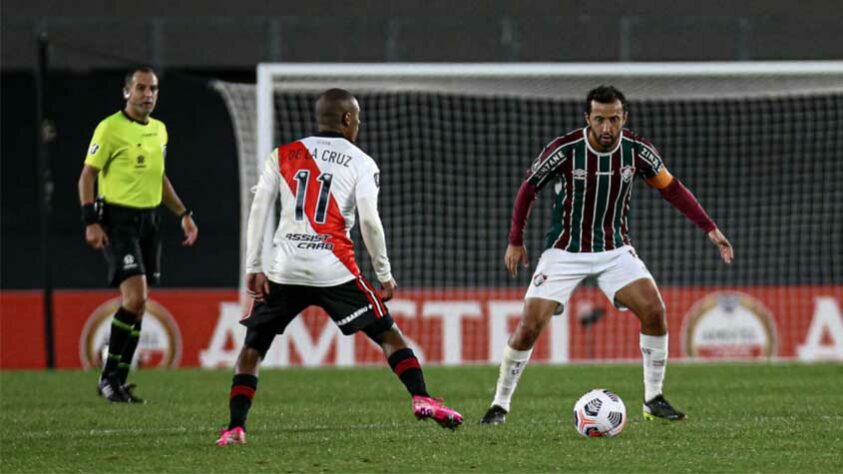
481, 85, 733, 424
216, 89, 463, 446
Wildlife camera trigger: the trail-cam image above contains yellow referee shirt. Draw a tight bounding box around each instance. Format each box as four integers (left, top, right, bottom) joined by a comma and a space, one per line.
84, 110, 168, 208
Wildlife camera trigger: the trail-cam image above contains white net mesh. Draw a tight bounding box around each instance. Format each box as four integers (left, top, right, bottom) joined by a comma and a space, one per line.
214, 64, 843, 364
211, 81, 256, 304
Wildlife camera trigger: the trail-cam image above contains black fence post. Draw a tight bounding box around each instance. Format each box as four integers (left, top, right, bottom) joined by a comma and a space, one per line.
35, 31, 55, 370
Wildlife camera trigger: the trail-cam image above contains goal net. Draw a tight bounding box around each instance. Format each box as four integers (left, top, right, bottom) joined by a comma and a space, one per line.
214, 63, 843, 366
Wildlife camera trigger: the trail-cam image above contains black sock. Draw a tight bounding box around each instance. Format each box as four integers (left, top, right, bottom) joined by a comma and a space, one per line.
229, 374, 258, 430
387, 348, 429, 397
101, 307, 137, 379
117, 318, 143, 384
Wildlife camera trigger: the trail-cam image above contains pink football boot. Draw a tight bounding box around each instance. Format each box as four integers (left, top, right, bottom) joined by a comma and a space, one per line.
215, 426, 246, 446
412, 395, 464, 430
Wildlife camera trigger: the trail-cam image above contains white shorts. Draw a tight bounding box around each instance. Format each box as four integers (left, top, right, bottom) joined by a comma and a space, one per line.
524, 245, 654, 309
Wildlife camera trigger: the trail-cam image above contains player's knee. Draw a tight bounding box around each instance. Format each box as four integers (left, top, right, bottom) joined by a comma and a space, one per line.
364, 318, 399, 346
123, 296, 146, 317
638, 300, 667, 332
644, 300, 666, 321
511, 320, 543, 348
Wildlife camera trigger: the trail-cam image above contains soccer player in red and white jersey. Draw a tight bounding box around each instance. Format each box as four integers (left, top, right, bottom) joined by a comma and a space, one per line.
481, 86, 734, 425
216, 89, 463, 446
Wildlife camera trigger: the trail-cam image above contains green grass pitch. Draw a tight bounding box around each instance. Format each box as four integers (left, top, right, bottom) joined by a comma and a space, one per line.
2, 363, 842, 473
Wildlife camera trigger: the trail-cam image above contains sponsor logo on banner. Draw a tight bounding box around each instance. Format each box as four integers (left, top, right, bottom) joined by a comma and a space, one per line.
797, 297, 843, 360
79, 298, 182, 369
2, 286, 837, 369
681, 292, 777, 359
200, 298, 570, 367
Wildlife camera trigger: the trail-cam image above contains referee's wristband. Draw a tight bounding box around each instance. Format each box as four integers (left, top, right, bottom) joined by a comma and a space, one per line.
82, 203, 98, 226
179, 209, 193, 219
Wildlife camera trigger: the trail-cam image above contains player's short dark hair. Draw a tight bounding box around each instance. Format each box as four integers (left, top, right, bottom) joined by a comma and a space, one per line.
315, 88, 357, 126
585, 85, 628, 114
124, 66, 157, 88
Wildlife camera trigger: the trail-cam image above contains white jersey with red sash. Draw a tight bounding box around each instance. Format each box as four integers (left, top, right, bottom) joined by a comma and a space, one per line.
247, 133, 382, 287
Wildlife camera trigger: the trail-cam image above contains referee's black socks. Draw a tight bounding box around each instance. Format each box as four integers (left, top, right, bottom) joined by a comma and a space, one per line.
101, 307, 137, 379
229, 374, 258, 430
387, 348, 429, 397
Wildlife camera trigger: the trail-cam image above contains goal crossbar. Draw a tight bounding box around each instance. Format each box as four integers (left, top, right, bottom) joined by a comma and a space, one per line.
256, 61, 843, 166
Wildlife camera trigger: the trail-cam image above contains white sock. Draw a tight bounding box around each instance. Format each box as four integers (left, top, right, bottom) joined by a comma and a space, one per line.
491, 344, 533, 412
640, 333, 668, 402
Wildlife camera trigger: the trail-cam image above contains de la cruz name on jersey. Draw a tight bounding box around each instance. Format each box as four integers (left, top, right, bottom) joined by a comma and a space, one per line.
261, 134, 381, 286
526, 128, 665, 252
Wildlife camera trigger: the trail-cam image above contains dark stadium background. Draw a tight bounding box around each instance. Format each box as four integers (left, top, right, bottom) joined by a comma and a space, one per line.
3, 0, 842, 289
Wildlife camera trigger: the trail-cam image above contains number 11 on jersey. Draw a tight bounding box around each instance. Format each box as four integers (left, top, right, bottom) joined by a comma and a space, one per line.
294, 169, 334, 224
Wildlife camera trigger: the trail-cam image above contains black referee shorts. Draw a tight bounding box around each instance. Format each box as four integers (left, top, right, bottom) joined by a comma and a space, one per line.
241, 276, 394, 357
101, 203, 161, 287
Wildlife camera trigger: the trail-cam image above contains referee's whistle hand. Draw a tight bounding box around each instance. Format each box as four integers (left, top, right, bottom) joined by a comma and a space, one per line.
85, 224, 109, 250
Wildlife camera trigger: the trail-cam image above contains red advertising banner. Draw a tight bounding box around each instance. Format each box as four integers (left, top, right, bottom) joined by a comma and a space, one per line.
1, 286, 841, 369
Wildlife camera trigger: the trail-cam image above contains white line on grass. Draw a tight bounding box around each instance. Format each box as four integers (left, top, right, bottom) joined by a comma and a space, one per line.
18, 421, 408, 440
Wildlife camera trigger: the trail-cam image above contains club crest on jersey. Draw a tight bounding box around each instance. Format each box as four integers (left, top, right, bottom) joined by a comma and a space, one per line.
533, 273, 548, 287
572, 168, 587, 180
621, 165, 634, 183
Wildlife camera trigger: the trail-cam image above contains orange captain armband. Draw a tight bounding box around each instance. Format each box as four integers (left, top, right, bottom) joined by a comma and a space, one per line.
646, 168, 674, 190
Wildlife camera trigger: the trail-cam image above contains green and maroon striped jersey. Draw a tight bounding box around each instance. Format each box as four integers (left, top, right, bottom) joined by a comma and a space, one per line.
523, 128, 666, 252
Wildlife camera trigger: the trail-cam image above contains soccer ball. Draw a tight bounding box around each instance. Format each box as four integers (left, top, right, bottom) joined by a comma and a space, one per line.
572, 389, 627, 437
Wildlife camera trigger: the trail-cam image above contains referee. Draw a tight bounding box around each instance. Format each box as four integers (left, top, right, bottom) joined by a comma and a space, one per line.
78, 66, 197, 403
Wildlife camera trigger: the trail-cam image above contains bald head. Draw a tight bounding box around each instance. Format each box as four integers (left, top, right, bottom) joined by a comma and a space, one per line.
315, 88, 361, 142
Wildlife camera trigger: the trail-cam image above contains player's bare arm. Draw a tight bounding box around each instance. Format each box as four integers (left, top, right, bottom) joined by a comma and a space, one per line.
162, 174, 198, 246
78, 164, 109, 249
